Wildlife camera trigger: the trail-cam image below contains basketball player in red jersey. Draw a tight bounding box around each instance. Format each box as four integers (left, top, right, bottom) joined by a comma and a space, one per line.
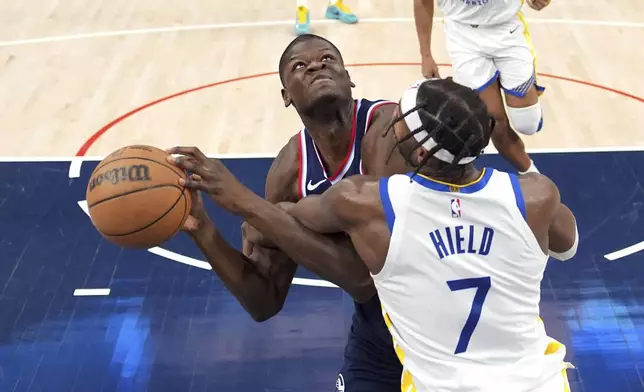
168, 34, 415, 391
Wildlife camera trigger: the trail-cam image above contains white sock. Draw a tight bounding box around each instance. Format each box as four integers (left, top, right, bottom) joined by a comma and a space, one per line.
297, 0, 308, 8
519, 160, 540, 175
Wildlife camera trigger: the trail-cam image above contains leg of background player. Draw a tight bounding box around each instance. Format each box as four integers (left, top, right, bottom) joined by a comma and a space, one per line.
441, 19, 536, 174
504, 85, 541, 174
325, 0, 358, 24
494, 13, 544, 174
478, 80, 537, 174
295, 0, 311, 35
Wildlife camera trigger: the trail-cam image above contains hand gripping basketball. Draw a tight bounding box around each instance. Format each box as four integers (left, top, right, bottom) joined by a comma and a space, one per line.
166, 146, 249, 215
180, 174, 207, 233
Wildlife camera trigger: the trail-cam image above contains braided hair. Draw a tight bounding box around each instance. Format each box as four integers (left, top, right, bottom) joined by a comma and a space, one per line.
387, 78, 494, 176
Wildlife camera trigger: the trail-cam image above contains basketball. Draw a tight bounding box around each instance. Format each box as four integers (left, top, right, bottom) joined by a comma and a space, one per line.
85, 145, 192, 249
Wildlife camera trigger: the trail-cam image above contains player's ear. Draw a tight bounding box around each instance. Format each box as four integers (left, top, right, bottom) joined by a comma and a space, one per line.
346, 70, 355, 88
281, 88, 292, 108
488, 115, 496, 134
415, 146, 429, 166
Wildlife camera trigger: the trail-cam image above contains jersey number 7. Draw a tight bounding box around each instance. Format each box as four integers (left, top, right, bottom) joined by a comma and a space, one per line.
446, 276, 492, 354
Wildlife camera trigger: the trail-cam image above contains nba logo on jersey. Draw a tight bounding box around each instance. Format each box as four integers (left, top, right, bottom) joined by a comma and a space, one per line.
451, 199, 462, 218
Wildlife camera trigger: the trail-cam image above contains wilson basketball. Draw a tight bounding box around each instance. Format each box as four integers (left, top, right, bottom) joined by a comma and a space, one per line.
85, 145, 192, 249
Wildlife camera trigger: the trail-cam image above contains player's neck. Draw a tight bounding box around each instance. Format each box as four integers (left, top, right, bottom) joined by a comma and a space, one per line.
302, 99, 355, 164
419, 164, 481, 185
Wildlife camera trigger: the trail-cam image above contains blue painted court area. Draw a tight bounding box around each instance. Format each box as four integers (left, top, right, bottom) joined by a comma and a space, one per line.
0, 152, 643, 392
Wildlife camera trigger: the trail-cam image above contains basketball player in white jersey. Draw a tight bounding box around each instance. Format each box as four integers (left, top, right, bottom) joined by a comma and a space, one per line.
414, 0, 550, 175
285, 78, 579, 391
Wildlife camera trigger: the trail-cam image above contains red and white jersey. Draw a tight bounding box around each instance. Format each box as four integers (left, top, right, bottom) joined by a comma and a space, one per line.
297, 98, 394, 197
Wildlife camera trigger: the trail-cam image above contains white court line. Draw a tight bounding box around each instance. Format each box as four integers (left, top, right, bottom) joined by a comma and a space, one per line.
604, 241, 644, 261
149, 244, 337, 287
0, 145, 640, 178
0, 145, 640, 164
66, 152, 276, 178
68, 156, 84, 179
65, 153, 277, 178
148, 247, 211, 270
0, 156, 106, 162
1, 17, 644, 47
76, 200, 338, 288
74, 288, 111, 296
292, 278, 338, 288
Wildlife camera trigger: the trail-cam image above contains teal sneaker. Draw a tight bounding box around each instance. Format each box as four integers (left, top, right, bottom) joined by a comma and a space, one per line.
325, 1, 358, 24
295, 6, 311, 35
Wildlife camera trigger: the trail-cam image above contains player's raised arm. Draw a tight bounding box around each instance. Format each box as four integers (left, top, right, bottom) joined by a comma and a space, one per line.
168, 144, 376, 321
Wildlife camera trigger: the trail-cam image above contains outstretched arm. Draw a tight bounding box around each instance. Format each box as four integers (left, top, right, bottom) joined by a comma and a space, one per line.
289, 176, 389, 274
288, 177, 373, 234
230, 181, 375, 302
171, 142, 376, 322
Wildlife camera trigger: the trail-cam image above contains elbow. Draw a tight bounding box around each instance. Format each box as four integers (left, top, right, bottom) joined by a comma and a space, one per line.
549, 244, 578, 261
250, 311, 274, 323
245, 293, 286, 323
249, 302, 284, 323
549, 222, 579, 262
548, 211, 579, 261
349, 278, 377, 304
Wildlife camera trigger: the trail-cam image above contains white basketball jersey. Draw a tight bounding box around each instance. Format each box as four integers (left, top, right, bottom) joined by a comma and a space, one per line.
437, 0, 524, 26
372, 169, 567, 392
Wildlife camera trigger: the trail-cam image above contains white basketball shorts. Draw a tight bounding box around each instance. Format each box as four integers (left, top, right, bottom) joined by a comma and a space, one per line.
444, 13, 545, 98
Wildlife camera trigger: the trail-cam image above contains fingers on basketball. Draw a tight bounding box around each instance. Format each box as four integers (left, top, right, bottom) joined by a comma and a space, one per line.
186, 175, 205, 202
183, 172, 210, 192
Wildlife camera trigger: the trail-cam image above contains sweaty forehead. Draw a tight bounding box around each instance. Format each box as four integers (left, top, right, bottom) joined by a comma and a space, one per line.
287, 39, 340, 62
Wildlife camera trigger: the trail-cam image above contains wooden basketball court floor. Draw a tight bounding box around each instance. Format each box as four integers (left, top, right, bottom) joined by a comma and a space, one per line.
1, 1, 644, 391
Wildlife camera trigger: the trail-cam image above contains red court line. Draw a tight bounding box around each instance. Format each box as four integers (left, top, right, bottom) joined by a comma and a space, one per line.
75, 63, 644, 157
75, 71, 275, 156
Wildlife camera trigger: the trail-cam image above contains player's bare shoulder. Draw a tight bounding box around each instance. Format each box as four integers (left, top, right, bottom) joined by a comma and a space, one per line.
265, 134, 301, 203
361, 102, 412, 176
518, 173, 560, 205
518, 172, 561, 233
364, 102, 396, 142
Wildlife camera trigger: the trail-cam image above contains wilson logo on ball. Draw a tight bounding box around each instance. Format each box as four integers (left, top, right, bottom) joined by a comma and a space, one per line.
89, 164, 152, 191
